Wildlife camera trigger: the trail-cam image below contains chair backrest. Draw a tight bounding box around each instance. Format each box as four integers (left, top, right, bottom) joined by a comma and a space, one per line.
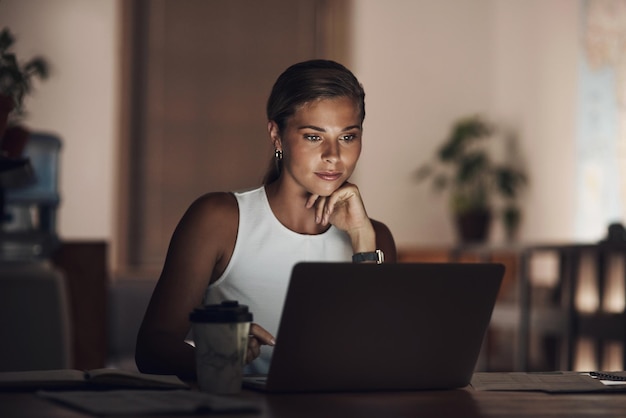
0, 262, 72, 371
559, 242, 626, 372
521, 225, 626, 372
107, 279, 158, 370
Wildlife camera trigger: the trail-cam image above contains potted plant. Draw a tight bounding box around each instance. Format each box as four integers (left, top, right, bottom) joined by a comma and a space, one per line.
0, 27, 49, 158
416, 115, 528, 243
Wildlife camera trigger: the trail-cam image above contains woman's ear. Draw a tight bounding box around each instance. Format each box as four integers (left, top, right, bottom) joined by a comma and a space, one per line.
268, 120, 282, 151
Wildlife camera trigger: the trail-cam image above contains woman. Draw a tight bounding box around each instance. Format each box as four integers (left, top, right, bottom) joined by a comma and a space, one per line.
135, 59, 397, 378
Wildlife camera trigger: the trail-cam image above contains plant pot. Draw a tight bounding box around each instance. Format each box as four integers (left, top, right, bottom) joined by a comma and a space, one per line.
0, 94, 14, 141
503, 206, 522, 242
1, 125, 30, 158
455, 209, 491, 244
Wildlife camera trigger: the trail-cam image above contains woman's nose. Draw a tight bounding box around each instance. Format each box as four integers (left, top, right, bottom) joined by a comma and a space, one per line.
322, 140, 339, 162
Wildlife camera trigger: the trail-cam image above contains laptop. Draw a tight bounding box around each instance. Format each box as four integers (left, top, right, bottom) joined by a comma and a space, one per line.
243, 262, 504, 392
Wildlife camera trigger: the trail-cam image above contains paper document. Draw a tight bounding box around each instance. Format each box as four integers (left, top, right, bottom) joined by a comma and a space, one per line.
0, 368, 188, 390
471, 372, 626, 393
37, 389, 261, 415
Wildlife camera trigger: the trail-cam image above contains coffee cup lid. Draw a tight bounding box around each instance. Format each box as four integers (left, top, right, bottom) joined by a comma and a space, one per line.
189, 300, 253, 323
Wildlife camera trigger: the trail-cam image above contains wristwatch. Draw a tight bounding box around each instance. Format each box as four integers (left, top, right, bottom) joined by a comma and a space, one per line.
352, 249, 385, 264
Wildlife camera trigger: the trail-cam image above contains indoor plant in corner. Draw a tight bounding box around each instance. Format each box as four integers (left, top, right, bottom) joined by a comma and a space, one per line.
416, 115, 528, 243
0, 27, 49, 158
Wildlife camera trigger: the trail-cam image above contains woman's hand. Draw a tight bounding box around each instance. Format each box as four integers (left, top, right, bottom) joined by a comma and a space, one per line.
305, 182, 376, 253
246, 323, 276, 364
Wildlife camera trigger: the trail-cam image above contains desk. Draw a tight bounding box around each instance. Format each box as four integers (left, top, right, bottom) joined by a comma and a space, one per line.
3, 385, 626, 417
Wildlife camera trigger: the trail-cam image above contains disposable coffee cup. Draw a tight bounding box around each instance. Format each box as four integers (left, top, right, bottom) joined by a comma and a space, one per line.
190, 300, 252, 394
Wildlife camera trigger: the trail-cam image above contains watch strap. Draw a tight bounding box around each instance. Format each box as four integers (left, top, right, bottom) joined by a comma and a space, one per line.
352, 249, 384, 264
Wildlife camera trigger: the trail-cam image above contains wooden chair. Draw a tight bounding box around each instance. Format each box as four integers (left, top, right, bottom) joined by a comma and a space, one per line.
0, 262, 72, 371
519, 225, 626, 371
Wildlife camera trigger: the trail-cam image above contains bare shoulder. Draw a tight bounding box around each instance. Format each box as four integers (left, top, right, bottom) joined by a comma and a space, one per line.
171, 191, 239, 256
165, 191, 239, 282
188, 191, 238, 215
178, 192, 238, 230
371, 219, 397, 263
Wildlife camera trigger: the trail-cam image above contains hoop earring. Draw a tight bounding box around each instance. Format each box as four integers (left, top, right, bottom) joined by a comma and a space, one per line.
274, 149, 283, 160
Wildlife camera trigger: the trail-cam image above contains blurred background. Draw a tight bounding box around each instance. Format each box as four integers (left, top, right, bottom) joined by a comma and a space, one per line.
0, 0, 597, 274
1, 0, 625, 373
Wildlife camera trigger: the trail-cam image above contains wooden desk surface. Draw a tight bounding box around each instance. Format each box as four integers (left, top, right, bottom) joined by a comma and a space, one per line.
3, 386, 626, 417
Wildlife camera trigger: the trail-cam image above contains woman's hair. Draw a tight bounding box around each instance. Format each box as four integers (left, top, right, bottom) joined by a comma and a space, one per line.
263, 59, 366, 184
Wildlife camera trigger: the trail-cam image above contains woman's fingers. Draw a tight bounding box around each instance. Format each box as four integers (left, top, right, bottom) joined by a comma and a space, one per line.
315, 196, 328, 224
246, 337, 261, 364
307, 183, 368, 227
322, 188, 351, 222
305, 194, 319, 209
321, 183, 368, 227
249, 323, 276, 346
245, 324, 276, 364
306, 194, 328, 224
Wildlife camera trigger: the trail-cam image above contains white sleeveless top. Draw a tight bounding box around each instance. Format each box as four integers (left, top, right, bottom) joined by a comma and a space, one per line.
204, 186, 353, 373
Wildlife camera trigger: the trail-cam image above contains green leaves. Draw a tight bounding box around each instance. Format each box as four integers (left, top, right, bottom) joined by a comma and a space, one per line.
494, 166, 527, 199
438, 116, 491, 162
0, 29, 14, 51
0, 27, 49, 116
416, 115, 527, 216
456, 151, 488, 184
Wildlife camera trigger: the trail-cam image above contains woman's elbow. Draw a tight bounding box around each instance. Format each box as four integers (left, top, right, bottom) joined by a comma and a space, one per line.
135, 331, 158, 373
134, 327, 195, 377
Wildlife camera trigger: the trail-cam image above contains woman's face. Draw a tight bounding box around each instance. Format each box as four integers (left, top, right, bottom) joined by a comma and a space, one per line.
271, 96, 362, 197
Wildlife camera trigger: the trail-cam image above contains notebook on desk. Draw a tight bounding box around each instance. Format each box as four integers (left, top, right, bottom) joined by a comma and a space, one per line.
243, 262, 504, 392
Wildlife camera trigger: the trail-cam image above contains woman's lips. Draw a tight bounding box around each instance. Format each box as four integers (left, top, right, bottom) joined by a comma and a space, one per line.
315, 172, 342, 181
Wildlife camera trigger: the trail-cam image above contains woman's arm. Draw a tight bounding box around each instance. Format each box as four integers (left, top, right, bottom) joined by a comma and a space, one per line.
135, 192, 238, 378
372, 219, 397, 263
308, 182, 397, 262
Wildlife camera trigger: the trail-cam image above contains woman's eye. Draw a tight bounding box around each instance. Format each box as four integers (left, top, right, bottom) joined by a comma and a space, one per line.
304, 134, 321, 141
341, 134, 356, 141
